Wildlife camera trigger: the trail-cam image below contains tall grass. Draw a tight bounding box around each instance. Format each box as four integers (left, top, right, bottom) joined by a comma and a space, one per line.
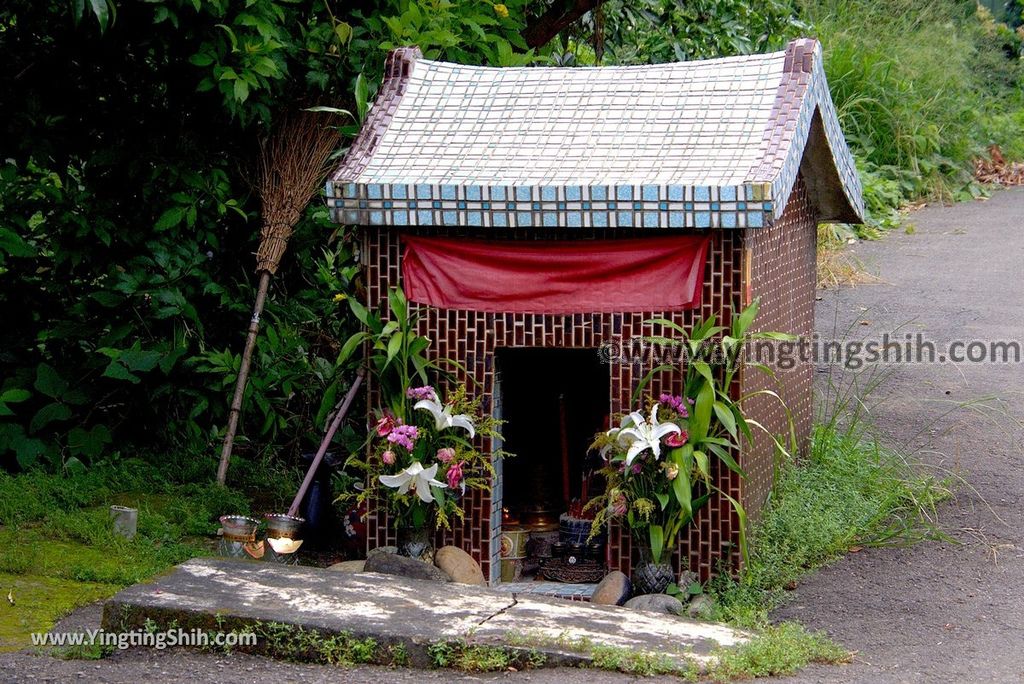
710, 353, 951, 626
803, 0, 1024, 229
710, 421, 949, 626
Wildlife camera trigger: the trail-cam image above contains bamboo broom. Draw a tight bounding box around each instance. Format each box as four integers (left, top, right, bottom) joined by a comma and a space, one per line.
216, 111, 342, 486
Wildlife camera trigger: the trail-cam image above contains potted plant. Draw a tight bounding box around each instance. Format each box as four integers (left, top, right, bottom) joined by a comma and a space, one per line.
341, 287, 502, 558
590, 300, 793, 593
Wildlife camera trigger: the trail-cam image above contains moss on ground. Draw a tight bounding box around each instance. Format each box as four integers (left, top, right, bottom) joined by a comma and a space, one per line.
0, 466, 232, 649
0, 572, 119, 652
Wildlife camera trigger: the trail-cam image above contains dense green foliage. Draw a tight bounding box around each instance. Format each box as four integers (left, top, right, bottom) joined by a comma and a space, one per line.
564, 0, 804, 64
1, 0, 1020, 483
0, 0, 533, 478
805, 0, 1024, 231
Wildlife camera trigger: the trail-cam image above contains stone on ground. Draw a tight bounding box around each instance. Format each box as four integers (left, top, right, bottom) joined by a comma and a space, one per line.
364, 551, 451, 582
433, 545, 484, 585
686, 594, 715, 620
591, 571, 631, 606
101, 558, 748, 670
327, 560, 365, 572
624, 593, 684, 616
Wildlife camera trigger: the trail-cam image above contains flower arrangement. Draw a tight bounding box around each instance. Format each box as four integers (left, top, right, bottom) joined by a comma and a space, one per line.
358, 383, 499, 531
590, 300, 794, 572
340, 287, 502, 532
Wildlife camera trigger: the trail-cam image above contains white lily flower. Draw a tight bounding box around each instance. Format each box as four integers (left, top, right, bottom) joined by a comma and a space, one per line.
414, 398, 476, 439
607, 403, 681, 466
379, 461, 447, 503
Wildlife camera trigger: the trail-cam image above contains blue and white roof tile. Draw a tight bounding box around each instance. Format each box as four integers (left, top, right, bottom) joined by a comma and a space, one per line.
328, 39, 863, 229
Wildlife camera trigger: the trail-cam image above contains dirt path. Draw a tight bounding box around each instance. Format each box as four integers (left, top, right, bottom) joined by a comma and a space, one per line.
775, 187, 1024, 682
2, 190, 1022, 683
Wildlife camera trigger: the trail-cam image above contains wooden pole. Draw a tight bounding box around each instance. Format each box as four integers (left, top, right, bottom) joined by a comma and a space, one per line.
287, 367, 365, 518
216, 270, 271, 486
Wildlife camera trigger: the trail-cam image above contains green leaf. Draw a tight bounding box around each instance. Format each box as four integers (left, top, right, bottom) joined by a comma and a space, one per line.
387, 286, 407, 324
216, 23, 239, 52
690, 379, 713, 441
355, 73, 369, 123
713, 401, 738, 438
119, 348, 162, 373
154, 206, 186, 231
0, 227, 34, 257
189, 52, 215, 67
0, 389, 31, 405
707, 442, 745, 477
334, 21, 352, 45
233, 79, 250, 103
338, 332, 369, 364
722, 492, 750, 564
30, 402, 72, 433
645, 317, 689, 337
749, 331, 798, 342
88, 0, 110, 33
304, 106, 354, 120
34, 364, 67, 399
693, 361, 713, 384
68, 424, 112, 459
90, 291, 124, 308
648, 524, 664, 565
0, 423, 46, 469
655, 491, 669, 510
0, 389, 30, 417
693, 450, 710, 480
672, 446, 692, 517
732, 298, 759, 338
385, 332, 402, 365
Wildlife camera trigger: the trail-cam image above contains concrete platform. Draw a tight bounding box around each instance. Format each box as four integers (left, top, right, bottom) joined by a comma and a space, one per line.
102, 558, 747, 669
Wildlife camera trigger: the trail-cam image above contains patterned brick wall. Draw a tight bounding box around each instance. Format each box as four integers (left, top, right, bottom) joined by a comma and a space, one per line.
739, 177, 817, 524
360, 175, 817, 583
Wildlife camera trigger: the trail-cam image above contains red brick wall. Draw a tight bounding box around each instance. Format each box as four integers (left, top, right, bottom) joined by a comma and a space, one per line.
361, 176, 817, 583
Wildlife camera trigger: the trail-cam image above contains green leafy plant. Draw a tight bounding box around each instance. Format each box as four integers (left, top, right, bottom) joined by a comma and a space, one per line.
340, 287, 501, 530
590, 300, 794, 566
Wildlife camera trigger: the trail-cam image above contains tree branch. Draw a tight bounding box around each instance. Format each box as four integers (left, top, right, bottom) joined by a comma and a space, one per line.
521, 0, 601, 50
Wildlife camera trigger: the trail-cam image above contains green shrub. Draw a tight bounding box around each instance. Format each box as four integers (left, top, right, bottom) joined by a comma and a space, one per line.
804, 0, 1024, 232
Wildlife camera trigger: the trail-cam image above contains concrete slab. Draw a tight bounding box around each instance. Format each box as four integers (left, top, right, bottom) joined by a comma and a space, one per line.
102, 558, 747, 669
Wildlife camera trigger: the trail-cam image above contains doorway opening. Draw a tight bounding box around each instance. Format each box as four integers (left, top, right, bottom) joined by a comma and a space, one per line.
494, 348, 609, 584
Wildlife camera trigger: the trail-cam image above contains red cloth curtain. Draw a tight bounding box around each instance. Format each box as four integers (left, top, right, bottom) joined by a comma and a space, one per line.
401, 234, 710, 314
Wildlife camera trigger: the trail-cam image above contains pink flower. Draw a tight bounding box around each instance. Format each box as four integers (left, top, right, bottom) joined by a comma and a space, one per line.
406, 386, 437, 401
375, 413, 396, 437
664, 430, 688, 448
387, 424, 419, 450
436, 447, 456, 463
446, 461, 464, 489
611, 492, 628, 517
630, 462, 643, 474
659, 393, 689, 418
381, 450, 396, 465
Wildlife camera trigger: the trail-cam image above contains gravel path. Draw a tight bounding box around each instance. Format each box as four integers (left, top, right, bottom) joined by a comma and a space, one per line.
2, 189, 1021, 682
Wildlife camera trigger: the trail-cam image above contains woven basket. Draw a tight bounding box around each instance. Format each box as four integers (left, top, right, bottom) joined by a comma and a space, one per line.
539, 556, 606, 583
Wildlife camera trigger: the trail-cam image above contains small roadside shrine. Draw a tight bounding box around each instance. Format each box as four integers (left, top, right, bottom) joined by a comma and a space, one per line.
329, 38, 863, 585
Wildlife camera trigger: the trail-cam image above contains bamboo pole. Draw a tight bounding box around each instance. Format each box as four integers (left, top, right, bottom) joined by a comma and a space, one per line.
216, 270, 271, 486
